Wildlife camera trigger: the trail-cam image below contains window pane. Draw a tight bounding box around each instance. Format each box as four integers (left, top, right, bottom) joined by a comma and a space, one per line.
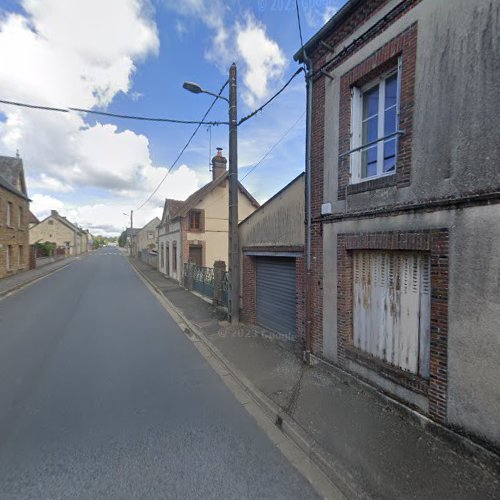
362, 85, 379, 119
384, 106, 397, 135
362, 146, 377, 178
383, 139, 396, 172
385, 74, 398, 109
362, 116, 378, 144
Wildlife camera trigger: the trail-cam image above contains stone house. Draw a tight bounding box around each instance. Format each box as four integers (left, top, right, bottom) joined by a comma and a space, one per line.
0, 156, 30, 278
158, 149, 259, 282
240, 173, 305, 340
134, 217, 160, 257
29, 210, 85, 256
295, 0, 500, 449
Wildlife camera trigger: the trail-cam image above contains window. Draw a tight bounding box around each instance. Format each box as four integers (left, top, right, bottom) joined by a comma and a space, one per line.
351, 65, 400, 182
352, 251, 430, 377
172, 242, 177, 272
189, 210, 202, 231
18, 246, 23, 268
147, 231, 154, 240
48, 220, 54, 225
6, 202, 12, 226
6, 245, 13, 271
160, 243, 164, 268
18, 206, 23, 227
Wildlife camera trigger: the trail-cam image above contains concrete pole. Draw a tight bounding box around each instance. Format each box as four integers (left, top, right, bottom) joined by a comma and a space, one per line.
228, 63, 239, 323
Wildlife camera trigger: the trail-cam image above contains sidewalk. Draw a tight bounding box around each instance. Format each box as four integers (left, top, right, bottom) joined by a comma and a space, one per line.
131, 258, 500, 499
0, 255, 79, 298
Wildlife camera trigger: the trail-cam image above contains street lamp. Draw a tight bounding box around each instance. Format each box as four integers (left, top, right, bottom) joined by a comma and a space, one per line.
183, 63, 239, 324
183, 81, 230, 103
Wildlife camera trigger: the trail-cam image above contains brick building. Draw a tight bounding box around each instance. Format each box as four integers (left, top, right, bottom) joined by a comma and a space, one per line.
295, 0, 500, 449
0, 156, 30, 279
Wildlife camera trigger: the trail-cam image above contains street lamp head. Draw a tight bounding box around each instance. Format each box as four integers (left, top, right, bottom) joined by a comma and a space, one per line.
183, 81, 203, 94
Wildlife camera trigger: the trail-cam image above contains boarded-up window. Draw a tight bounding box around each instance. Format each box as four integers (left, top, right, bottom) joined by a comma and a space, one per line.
353, 251, 430, 377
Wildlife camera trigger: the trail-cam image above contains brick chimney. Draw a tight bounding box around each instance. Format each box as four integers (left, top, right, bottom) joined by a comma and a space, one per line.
51, 210, 59, 217
211, 147, 227, 181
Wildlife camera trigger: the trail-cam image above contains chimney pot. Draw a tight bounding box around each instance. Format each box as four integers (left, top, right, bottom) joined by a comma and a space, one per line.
211, 147, 227, 181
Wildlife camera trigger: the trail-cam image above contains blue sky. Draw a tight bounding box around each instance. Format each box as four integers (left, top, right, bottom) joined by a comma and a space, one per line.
0, 0, 344, 234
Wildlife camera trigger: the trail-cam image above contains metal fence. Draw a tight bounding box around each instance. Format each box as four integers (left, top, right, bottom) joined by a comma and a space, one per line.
183, 262, 228, 307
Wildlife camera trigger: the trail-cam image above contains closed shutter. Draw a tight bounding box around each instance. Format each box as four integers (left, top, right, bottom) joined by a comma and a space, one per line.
256, 257, 296, 337
353, 251, 430, 377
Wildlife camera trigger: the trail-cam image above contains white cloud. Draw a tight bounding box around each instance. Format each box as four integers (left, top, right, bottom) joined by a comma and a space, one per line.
0, 0, 192, 205
30, 193, 65, 220
163, 2, 286, 107
322, 6, 339, 24
236, 14, 286, 107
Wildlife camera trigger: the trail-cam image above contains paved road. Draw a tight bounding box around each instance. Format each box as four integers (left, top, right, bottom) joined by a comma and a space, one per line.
0, 248, 318, 499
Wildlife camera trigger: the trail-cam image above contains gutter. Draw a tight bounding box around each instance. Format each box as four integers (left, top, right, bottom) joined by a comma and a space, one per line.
303, 51, 314, 364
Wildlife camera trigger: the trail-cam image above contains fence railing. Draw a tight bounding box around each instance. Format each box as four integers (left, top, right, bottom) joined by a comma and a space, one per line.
183, 261, 228, 308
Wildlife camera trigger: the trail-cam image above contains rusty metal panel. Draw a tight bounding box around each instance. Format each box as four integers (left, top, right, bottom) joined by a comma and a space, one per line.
353, 251, 430, 376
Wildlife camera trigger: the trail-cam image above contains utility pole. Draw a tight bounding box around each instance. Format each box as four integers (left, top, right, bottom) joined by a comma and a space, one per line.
130, 210, 133, 230
228, 63, 239, 324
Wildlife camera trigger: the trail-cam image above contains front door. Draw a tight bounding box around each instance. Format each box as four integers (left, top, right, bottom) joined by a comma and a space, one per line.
189, 245, 202, 267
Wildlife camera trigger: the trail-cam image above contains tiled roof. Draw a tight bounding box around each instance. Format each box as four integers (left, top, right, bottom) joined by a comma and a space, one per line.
0, 155, 29, 200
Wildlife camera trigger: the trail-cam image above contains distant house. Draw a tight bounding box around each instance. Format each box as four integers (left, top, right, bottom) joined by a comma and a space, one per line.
0, 155, 30, 278
28, 211, 39, 229
134, 217, 160, 258
158, 149, 259, 282
29, 210, 85, 256
125, 228, 140, 256
239, 173, 305, 339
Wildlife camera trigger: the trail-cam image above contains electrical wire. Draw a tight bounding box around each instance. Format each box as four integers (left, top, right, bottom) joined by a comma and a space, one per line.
0, 98, 227, 126
134, 79, 229, 211
238, 67, 304, 126
241, 110, 305, 181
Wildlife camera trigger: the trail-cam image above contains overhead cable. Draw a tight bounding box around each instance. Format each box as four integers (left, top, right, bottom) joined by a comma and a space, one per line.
0, 98, 227, 126
134, 80, 229, 211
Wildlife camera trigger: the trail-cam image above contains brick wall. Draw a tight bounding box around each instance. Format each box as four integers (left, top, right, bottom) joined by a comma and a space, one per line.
0, 189, 30, 278
336, 229, 449, 423
241, 255, 256, 323
338, 24, 418, 198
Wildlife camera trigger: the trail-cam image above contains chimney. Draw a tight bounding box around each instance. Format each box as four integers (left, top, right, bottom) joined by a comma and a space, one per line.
51, 210, 59, 217
211, 147, 227, 181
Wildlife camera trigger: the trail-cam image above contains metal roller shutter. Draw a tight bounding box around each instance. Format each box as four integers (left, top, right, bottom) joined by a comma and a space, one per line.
256, 257, 296, 337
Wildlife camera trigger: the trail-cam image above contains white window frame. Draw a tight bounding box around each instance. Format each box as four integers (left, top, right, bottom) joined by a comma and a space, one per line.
350, 58, 402, 184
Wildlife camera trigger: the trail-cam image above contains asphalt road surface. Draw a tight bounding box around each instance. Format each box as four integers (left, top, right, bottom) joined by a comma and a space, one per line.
0, 248, 318, 499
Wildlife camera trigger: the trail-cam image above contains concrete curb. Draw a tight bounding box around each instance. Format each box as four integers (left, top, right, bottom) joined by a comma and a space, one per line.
0, 257, 79, 300
129, 259, 366, 499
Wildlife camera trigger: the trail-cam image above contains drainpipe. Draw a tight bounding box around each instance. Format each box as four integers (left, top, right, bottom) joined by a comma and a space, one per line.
303, 50, 313, 364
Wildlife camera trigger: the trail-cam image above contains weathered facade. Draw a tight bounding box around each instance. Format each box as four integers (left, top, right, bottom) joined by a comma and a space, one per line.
296, 0, 500, 448
0, 156, 30, 278
29, 210, 85, 256
134, 217, 160, 257
240, 173, 305, 340
158, 150, 259, 282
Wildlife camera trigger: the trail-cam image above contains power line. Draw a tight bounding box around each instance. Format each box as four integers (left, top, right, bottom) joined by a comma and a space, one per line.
134, 79, 229, 211
241, 110, 306, 181
238, 67, 305, 126
0, 98, 227, 126
295, 0, 305, 53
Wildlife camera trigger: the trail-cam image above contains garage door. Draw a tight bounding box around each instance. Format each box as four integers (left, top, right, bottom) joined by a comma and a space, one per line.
256, 257, 296, 337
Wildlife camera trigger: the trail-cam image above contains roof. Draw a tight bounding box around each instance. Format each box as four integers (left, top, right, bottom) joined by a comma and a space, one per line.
126, 228, 140, 237
164, 198, 184, 218
239, 172, 305, 226
32, 210, 83, 234
171, 172, 259, 220
0, 155, 29, 200
294, 0, 364, 62
137, 217, 161, 234
28, 211, 39, 224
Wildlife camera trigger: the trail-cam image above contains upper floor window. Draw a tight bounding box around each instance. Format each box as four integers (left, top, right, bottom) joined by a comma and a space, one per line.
18, 206, 23, 227
147, 231, 154, 240
6, 202, 12, 226
189, 210, 202, 231
351, 65, 400, 183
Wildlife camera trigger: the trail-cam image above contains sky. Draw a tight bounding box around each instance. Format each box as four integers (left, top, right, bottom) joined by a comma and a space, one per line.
0, 0, 344, 235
